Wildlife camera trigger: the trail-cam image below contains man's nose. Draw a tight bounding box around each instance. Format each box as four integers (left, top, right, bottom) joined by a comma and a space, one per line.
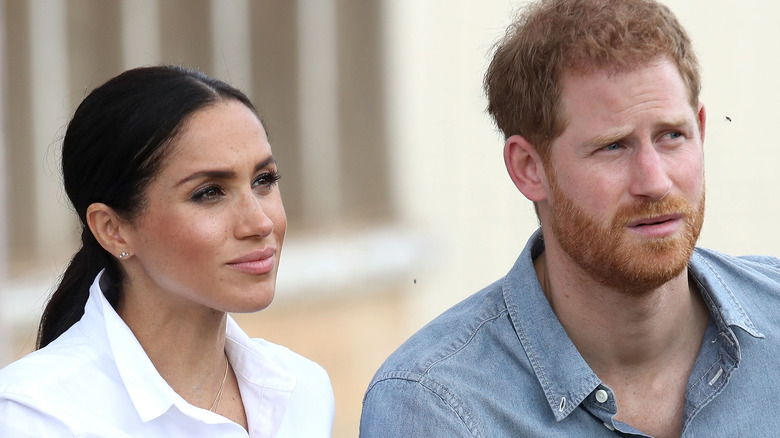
628, 143, 672, 200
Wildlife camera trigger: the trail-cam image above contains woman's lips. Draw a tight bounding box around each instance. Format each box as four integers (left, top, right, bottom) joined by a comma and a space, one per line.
227, 248, 276, 275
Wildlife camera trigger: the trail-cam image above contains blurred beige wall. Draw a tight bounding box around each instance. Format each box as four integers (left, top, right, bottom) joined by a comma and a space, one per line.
1, 1, 779, 437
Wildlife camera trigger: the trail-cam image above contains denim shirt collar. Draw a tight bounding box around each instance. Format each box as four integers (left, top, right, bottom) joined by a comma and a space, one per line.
502, 229, 763, 422
688, 249, 763, 339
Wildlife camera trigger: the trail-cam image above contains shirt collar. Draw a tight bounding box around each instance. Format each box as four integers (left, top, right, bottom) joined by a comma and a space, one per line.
224, 317, 296, 392
502, 230, 764, 422
86, 271, 297, 432
502, 229, 601, 422
88, 271, 188, 423
689, 248, 764, 338
224, 318, 296, 436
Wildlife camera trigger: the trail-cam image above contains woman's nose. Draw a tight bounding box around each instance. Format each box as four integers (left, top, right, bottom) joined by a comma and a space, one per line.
234, 193, 274, 239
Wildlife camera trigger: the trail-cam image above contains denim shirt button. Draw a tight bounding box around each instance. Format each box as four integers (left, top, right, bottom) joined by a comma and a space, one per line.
595, 389, 609, 403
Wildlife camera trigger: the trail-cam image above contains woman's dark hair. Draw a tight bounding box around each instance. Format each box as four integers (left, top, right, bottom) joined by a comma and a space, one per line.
37, 65, 261, 349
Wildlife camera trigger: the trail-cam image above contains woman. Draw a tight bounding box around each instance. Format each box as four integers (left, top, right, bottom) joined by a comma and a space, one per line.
0, 66, 334, 436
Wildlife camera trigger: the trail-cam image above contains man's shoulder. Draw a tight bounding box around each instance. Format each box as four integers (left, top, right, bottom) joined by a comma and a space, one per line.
694, 246, 780, 270
692, 247, 780, 288
369, 279, 517, 390
362, 276, 535, 437
692, 247, 780, 332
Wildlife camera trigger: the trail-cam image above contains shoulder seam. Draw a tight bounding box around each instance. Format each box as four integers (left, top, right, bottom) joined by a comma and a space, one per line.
423, 308, 509, 375
363, 373, 483, 437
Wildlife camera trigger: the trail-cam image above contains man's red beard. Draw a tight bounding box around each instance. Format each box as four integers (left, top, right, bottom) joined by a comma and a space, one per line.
547, 175, 705, 295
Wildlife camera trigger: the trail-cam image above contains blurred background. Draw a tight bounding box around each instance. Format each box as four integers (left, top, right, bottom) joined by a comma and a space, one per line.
1, 0, 779, 436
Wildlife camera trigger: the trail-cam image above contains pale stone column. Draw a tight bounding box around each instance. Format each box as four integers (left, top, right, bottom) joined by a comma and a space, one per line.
0, 0, 10, 366
120, 0, 161, 68
297, 0, 342, 226
28, 0, 74, 263
210, 0, 252, 95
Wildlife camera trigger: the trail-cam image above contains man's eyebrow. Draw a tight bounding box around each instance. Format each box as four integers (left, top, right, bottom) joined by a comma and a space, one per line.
584, 128, 630, 149
655, 117, 692, 130
175, 156, 277, 187
583, 117, 693, 149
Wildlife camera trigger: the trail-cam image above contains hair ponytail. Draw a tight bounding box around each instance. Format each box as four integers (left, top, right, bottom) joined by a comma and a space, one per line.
36, 229, 120, 348
35, 65, 259, 349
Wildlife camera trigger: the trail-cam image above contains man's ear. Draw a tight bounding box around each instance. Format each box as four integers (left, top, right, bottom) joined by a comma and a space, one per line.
697, 102, 706, 144
86, 203, 131, 259
504, 135, 549, 202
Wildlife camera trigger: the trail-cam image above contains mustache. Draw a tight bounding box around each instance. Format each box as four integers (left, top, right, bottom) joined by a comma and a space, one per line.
612, 196, 695, 228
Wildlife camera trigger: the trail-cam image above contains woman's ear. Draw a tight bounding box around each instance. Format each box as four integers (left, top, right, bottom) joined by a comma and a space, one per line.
504, 135, 549, 202
86, 203, 131, 259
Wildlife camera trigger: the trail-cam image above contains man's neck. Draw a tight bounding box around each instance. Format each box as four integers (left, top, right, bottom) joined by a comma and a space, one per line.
534, 249, 708, 373
534, 247, 710, 438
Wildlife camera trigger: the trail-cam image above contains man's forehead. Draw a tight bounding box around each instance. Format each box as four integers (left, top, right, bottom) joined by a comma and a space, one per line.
559, 60, 693, 116
551, 60, 701, 149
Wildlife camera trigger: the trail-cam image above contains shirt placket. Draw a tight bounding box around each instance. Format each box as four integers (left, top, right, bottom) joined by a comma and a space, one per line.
680, 321, 740, 436
580, 385, 653, 437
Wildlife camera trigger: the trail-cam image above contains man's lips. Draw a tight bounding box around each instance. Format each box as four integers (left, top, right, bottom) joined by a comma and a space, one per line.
227, 248, 276, 274
626, 213, 684, 237
626, 214, 682, 228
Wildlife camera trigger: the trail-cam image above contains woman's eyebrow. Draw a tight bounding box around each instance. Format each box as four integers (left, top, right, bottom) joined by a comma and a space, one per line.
175, 156, 277, 187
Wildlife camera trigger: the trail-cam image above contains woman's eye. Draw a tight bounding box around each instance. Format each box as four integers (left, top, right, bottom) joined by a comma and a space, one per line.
192, 185, 224, 203
252, 171, 281, 192
664, 131, 683, 140
603, 142, 622, 151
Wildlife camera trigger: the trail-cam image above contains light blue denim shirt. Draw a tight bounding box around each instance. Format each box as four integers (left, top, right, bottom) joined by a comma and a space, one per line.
360, 230, 780, 437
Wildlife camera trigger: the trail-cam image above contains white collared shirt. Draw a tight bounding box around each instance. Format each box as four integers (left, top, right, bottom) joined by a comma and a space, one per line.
0, 271, 335, 437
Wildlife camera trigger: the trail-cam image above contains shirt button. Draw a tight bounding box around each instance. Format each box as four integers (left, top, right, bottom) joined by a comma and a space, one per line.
595, 389, 609, 403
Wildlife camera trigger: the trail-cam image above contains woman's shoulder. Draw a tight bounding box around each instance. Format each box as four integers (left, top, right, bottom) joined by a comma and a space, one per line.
246, 338, 335, 431
225, 318, 331, 390
249, 337, 331, 385
0, 341, 97, 435
0, 324, 106, 402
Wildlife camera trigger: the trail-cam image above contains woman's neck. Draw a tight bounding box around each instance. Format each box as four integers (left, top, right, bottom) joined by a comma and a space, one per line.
117, 279, 229, 410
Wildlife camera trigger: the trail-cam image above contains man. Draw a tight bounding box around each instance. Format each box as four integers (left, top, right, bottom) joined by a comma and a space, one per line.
360, 0, 780, 436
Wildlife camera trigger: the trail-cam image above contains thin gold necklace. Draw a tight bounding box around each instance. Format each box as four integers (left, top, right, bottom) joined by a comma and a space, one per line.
209, 354, 229, 412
